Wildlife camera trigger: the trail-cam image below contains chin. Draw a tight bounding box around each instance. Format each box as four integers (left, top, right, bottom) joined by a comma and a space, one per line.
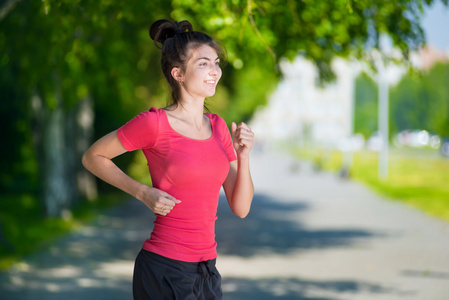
204, 89, 217, 98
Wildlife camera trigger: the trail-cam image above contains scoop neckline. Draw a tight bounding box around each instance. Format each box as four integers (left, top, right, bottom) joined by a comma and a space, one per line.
161, 109, 214, 142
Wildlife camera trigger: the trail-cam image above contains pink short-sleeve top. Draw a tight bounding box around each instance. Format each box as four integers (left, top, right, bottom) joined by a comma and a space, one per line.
117, 107, 237, 262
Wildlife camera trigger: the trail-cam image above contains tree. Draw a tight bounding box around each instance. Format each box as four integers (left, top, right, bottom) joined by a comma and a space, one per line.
1, 0, 171, 216
390, 62, 449, 136
169, 0, 448, 122
1, 0, 447, 218
170, 0, 447, 80
354, 72, 378, 139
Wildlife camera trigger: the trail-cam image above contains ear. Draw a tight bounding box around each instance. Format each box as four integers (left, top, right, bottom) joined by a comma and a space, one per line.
171, 67, 183, 84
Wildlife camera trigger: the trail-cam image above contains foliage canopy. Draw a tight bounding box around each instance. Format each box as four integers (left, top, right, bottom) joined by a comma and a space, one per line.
1, 0, 447, 210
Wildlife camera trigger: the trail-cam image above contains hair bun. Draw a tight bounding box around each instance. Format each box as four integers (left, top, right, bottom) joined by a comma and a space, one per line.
149, 19, 193, 48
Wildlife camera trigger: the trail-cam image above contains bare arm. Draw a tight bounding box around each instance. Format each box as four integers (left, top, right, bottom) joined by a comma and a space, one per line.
222, 122, 255, 218
81, 131, 180, 215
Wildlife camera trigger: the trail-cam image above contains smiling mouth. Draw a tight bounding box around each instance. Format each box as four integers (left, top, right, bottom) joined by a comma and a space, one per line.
205, 80, 217, 85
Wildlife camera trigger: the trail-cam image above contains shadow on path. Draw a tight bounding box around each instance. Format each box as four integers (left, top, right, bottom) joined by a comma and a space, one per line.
1, 191, 381, 300
0, 199, 153, 300
216, 193, 376, 257
222, 277, 392, 300
215, 193, 392, 299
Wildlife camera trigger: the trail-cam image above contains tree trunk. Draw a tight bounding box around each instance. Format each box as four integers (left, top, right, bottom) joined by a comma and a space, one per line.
31, 81, 98, 218
31, 77, 73, 217
30, 67, 99, 217
40, 100, 74, 217
70, 95, 97, 201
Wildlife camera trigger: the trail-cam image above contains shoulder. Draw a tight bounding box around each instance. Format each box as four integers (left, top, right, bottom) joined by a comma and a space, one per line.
117, 107, 162, 150
206, 113, 231, 139
206, 113, 227, 127
129, 107, 164, 123
144, 106, 163, 117
120, 106, 164, 134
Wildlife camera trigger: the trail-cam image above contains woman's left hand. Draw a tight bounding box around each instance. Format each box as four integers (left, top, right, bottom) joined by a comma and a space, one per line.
231, 122, 254, 159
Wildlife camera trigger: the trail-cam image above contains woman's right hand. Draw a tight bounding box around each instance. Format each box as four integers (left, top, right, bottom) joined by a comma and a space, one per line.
137, 185, 181, 216
82, 131, 181, 217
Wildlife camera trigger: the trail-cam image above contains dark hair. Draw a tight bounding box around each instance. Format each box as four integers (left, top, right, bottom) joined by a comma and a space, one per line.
149, 19, 225, 107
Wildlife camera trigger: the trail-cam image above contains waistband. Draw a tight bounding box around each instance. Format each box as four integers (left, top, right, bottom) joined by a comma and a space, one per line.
138, 249, 217, 277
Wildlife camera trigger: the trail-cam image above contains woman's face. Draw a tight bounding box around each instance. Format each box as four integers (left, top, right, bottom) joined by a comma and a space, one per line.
179, 44, 222, 100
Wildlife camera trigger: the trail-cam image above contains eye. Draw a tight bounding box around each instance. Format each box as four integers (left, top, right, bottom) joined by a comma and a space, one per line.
199, 62, 207, 66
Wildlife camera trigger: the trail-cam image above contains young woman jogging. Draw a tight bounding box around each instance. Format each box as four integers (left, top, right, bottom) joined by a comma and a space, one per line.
82, 19, 255, 299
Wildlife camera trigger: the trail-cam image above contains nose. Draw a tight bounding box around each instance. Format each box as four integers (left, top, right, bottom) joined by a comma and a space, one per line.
209, 64, 221, 77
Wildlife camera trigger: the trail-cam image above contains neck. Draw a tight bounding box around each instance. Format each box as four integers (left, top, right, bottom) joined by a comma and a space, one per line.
171, 97, 206, 129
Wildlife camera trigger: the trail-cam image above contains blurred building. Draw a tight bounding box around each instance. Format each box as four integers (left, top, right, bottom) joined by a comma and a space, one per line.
250, 57, 359, 149
414, 45, 449, 71
251, 46, 448, 149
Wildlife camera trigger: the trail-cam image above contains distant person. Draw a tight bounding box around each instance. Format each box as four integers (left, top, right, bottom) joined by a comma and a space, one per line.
82, 19, 255, 300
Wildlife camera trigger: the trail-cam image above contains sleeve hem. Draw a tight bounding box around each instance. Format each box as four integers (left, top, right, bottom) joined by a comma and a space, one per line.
116, 128, 134, 151
150, 107, 160, 148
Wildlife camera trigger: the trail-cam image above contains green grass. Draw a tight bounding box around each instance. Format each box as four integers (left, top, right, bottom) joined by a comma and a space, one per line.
0, 193, 127, 270
294, 147, 449, 221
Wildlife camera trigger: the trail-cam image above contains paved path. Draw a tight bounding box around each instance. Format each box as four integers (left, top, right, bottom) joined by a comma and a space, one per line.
1, 150, 449, 299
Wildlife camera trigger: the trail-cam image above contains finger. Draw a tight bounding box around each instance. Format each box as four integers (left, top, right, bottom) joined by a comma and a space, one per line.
239, 127, 252, 134
238, 133, 254, 144
157, 202, 173, 210
159, 199, 181, 207
157, 199, 176, 210
234, 122, 251, 136
237, 125, 253, 137
162, 192, 180, 202
238, 138, 253, 148
237, 137, 250, 146
239, 130, 254, 138
157, 209, 168, 216
237, 122, 251, 131
237, 129, 255, 139
158, 191, 181, 205
231, 122, 237, 141
157, 204, 172, 216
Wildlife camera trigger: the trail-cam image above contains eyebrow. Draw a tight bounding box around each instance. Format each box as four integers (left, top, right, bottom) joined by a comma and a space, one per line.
196, 56, 220, 61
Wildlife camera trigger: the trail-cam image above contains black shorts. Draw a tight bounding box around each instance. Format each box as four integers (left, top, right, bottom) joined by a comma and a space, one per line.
133, 249, 223, 300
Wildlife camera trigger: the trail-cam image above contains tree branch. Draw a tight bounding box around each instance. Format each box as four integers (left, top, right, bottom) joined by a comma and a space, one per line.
247, 0, 277, 63
0, 0, 22, 21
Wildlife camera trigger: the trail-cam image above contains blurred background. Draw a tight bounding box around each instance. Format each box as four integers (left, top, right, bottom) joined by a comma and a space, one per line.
1, 0, 449, 298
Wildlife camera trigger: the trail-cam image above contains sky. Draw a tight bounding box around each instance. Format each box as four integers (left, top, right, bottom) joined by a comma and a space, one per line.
422, 1, 449, 50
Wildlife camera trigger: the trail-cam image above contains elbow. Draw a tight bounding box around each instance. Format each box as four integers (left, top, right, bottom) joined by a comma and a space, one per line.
81, 152, 90, 170
233, 209, 250, 219
229, 196, 253, 219
237, 212, 249, 219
